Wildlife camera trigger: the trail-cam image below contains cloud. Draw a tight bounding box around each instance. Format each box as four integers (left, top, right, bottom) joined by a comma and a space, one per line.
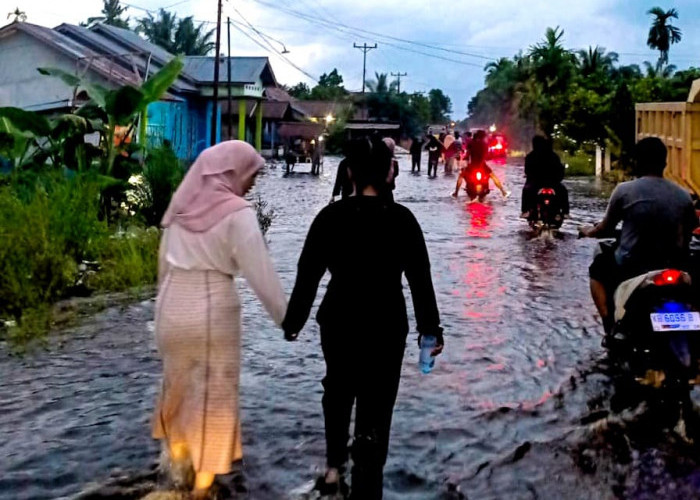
7, 0, 700, 118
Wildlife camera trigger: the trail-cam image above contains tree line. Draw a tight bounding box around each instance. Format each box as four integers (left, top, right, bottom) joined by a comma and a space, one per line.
467, 7, 697, 160
286, 69, 453, 138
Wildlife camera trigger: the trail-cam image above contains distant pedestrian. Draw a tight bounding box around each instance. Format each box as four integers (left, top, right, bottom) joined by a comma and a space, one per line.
410, 136, 424, 173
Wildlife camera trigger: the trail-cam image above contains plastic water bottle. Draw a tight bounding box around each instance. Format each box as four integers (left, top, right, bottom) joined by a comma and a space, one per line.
419, 335, 437, 374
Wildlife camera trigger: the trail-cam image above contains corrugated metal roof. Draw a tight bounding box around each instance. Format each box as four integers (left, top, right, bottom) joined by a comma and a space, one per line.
92, 23, 175, 65
3, 22, 139, 86
74, 23, 197, 93
182, 56, 276, 85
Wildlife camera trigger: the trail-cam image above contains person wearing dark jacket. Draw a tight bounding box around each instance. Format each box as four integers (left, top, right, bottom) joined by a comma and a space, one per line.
426, 135, 441, 177
521, 135, 570, 217
283, 137, 444, 499
410, 136, 424, 173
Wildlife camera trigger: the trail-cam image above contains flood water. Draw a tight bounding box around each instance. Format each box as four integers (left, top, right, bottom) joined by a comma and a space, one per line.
2, 156, 700, 500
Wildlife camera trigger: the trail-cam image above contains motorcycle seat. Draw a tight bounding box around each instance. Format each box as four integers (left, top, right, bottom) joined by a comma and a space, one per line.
614, 269, 692, 322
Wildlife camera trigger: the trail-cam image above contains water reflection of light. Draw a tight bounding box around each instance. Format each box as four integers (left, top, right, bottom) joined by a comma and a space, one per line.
465, 202, 493, 239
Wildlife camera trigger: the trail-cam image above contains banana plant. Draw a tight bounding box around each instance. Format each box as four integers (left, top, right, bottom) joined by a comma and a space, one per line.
37, 55, 183, 176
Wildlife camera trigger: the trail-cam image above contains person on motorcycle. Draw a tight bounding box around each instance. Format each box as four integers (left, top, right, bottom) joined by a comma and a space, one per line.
580, 137, 698, 333
451, 139, 508, 200
520, 136, 570, 219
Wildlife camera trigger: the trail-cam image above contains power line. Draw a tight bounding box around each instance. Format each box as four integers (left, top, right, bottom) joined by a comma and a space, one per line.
251, 0, 492, 61
225, 4, 317, 82
229, 22, 318, 82
247, 0, 486, 68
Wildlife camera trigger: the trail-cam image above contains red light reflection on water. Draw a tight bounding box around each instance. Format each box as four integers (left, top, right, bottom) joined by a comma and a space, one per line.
465, 202, 493, 239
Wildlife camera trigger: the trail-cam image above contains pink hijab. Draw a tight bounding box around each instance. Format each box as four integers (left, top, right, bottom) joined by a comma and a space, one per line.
161, 140, 265, 232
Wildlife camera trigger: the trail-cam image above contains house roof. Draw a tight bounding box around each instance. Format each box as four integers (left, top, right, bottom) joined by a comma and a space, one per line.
54, 23, 197, 93
345, 122, 401, 130
294, 100, 353, 118
278, 121, 325, 139
264, 86, 293, 102
221, 100, 294, 120
182, 56, 277, 86
91, 23, 175, 66
0, 22, 139, 86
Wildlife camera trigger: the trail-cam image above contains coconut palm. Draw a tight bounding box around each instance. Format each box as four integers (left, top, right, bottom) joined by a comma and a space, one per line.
646, 7, 682, 70
576, 46, 619, 77
366, 72, 397, 94
137, 9, 214, 55
173, 16, 215, 56
643, 60, 677, 79
529, 26, 575, 92
86, 0, 129, 29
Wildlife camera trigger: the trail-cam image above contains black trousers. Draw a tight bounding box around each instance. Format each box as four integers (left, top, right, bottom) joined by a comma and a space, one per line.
427, 156, 439, 177
321, 329, 406, 500
521, 182, 570, 214
411, 154, 421, 172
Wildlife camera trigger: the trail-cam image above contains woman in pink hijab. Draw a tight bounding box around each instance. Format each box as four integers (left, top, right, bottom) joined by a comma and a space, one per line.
153, 141, 287, 498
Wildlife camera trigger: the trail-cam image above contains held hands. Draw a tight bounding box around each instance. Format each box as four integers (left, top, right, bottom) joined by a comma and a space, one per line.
418, 333, 445, 357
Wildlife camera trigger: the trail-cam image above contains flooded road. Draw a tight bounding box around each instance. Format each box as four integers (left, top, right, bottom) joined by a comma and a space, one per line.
2, 156, 699, 499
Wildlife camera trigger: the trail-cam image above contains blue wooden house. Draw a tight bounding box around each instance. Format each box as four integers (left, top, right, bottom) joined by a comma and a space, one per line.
0, 21, 285, 160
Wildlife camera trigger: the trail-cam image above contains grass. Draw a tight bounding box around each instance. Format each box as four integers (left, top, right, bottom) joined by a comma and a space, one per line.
561, 151, 596, 176
0, 174, 160, 348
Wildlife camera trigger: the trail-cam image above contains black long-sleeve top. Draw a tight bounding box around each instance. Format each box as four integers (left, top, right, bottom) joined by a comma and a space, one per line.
282, 196, 443, 340
524, 150, 565, 185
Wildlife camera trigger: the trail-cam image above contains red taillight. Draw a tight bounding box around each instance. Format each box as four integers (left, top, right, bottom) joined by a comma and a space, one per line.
494, 143, 503, 149
653, 269, 683, 286
540, 188, 555, 195
476, 171, 483, 181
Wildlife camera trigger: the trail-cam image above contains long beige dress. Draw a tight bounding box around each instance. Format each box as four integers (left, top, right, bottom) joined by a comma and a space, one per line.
152, 207, 287, 474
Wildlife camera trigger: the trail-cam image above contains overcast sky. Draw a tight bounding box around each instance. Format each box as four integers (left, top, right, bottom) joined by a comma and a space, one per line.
7, 0, 700, 119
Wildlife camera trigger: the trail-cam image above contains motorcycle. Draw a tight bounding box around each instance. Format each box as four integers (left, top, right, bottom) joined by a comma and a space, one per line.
585, 228, 700, 436
528, 187, 564, 231
465, 166, 490, 202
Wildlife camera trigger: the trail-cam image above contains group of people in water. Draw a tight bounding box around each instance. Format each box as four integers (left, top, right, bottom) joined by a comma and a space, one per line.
151, 131, 697, 499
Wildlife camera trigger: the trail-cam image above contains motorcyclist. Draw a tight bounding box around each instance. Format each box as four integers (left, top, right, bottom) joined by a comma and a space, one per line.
452, 139, 508, 200
579, 137, 698, 333
520, 136, 570, 219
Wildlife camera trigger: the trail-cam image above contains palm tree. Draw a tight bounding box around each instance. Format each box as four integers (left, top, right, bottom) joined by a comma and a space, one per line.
576, 46, 618, 76
7, 7, 27, 22
174, 16, 215, 56
528, 26, 575, 92
484, 57, 515, 85
643, 60, 676, 79
85, 0, 129, 29
647, 7, 682, 70
137, 9, 214, 55
137, 9, 178, 53
366, 72, 396, 94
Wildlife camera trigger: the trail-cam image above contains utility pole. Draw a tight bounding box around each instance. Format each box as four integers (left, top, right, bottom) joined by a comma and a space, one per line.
227, 16, 233, 141
353, 42, 377, 94
390, 71, 407, 93
210, 0, 223, 146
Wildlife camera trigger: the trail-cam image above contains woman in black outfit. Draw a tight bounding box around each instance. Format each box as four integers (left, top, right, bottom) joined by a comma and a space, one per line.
282, 137, 444, 499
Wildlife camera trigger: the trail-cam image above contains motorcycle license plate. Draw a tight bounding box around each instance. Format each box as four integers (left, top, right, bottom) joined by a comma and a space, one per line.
476, 185, 482, 193
650, 312, 700, 332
